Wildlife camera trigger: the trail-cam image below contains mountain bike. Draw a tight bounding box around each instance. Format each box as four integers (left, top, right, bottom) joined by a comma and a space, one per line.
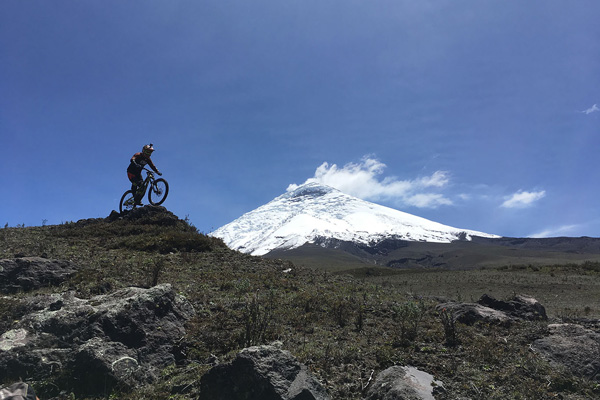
119, 168, 169, 213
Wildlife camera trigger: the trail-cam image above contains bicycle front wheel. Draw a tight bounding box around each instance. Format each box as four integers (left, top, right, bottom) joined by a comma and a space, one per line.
119, 190, 135, 213
148, 178, 169, 205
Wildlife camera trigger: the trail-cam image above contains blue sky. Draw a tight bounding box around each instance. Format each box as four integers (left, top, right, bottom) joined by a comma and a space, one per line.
2, 1, 599, 238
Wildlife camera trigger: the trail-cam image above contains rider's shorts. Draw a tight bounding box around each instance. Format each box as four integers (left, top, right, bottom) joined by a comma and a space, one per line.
127, 172, 141, 183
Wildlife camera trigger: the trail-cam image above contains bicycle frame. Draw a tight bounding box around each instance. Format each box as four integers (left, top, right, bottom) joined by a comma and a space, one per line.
138, 168, 156, 196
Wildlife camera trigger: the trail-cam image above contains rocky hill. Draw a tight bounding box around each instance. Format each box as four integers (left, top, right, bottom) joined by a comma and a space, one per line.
1, 206, 599, 399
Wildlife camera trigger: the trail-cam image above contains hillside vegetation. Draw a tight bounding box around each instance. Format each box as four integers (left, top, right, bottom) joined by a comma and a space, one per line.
1, 207, 599, 399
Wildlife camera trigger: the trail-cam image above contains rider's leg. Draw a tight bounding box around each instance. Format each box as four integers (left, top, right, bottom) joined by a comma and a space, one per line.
129, 173, 144, 205
134, 181, 144, 204
134, 186, 145, 205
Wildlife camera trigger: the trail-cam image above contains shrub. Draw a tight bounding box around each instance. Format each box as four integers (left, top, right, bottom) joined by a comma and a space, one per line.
242, 291, 277, 347
439, 307, 459, 346
391, 299, 427, 345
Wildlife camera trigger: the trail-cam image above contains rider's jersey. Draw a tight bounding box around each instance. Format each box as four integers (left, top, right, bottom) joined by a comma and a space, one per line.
127, 152, 159, 175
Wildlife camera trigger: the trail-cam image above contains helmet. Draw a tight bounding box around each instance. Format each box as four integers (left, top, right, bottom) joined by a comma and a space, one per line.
142, 144, 154, 156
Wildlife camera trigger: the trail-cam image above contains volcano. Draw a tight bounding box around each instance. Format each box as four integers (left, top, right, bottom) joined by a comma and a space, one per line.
212, 182, 499, 256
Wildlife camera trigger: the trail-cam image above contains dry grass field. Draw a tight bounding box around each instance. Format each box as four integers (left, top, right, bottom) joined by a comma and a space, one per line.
1, 207, 599, 399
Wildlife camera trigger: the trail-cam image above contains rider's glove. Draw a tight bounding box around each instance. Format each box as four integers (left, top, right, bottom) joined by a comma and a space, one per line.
157, 171, 163, 176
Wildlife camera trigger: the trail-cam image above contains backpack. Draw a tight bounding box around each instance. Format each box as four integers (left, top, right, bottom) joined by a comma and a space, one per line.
0, 382, 37, 400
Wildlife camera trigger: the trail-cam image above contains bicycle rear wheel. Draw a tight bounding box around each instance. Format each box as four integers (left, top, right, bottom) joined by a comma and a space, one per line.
148, 178, 169, 205
119, 190, 135, 213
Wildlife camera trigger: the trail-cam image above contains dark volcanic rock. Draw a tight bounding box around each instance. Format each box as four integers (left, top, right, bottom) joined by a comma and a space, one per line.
199, 345, 330, 400
478, 294, 547, 321
437, 294, 547, 326
0, 284, 194, 395
71, 337, 148, 393
436, 302, 514, 326
0, 257, 80, 293
118, 205, 180, 226
532, 323, 600, 381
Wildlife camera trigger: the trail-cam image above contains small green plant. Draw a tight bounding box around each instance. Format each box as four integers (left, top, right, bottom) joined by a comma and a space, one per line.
183, 214, 199, 233
242, 290, 276, 347
392, 299, 427, 345
144, 257, 165, 287
558, 307, 581, 321
354, 304, 365, 332
234, 278, 251, 302
331, 296, 353, 328
439, 307, 459, 346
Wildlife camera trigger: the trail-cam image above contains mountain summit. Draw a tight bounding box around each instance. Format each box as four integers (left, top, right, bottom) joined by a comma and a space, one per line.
212, 182, 500, 256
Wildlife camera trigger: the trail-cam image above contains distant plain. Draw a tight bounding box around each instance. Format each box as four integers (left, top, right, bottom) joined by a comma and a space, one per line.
267, 237, 600, 318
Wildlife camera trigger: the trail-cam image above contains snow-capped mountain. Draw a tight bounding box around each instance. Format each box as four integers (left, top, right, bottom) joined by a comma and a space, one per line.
211, 182, 500, 256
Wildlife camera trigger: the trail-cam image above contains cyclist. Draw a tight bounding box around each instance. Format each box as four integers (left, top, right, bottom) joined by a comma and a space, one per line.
127, 143, 162, 206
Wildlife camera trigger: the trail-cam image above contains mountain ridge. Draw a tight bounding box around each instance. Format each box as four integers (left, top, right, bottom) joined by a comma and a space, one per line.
265, 235, 600, 272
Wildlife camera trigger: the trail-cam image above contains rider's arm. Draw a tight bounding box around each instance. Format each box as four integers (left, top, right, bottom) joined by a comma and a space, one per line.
145, 156, 161, 175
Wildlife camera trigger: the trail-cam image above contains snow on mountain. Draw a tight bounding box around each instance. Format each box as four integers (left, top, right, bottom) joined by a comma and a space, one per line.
211, 182, 500, 256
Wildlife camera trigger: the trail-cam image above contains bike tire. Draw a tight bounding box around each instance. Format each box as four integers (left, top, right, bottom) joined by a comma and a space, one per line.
119, 190, 135, 214
148, 178, 169, 205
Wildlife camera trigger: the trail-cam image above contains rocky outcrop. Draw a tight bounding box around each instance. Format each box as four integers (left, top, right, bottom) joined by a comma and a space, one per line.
108, 205, 180, 226
532, 323, 600, 381
0, 257, 80, 293
437, 302, 513, 326
199, 344, 330, 400
0, 284, 194, 396
437, 294, 547, 326
477, 294, 547, 321
364, 366, 444, 400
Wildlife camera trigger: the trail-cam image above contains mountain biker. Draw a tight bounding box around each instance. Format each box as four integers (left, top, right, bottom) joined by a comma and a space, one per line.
127, 144, 162, 206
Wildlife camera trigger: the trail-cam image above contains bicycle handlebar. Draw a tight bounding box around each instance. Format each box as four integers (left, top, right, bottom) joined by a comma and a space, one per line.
143, 168, 163, 176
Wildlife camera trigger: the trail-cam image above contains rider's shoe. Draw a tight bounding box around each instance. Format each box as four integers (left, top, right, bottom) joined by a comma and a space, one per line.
134, 202, 143, 207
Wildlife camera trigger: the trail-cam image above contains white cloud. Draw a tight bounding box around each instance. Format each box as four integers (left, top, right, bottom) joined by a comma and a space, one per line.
501, 190, 546, 208
529, 224, 579, 238
289, 157, 452, 208
416, 170, 450, 188
582, 104, 599, 114
404, 193, 453, 208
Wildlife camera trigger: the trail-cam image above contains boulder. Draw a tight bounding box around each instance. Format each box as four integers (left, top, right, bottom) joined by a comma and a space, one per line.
0, 257, 80, 293
436, 302, 513, 326
0, 284, 194, 395
478, 294, 547, 321
532, 323, 600, 381
71, 337, 150, 393
437, 294, 547, 326
364, 366, 444, 400
199, 345, 330, 400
